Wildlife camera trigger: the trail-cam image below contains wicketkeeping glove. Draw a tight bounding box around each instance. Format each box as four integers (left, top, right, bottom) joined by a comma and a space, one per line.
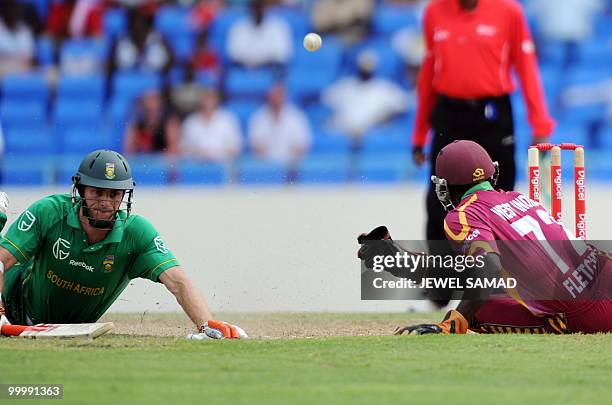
393, 310, 469, 335
186, 320, 249, 340
357, 226, 398, 267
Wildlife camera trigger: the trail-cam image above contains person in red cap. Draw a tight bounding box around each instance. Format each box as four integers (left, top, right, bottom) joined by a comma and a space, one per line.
361, 140, 612, 334
412, 0, 556, 270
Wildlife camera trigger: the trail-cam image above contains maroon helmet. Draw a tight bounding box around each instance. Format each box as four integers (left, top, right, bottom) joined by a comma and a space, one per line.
431, 140, 499, 211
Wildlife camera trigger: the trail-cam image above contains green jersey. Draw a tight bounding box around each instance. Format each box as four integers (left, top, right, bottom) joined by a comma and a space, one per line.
0, 194, 179, 323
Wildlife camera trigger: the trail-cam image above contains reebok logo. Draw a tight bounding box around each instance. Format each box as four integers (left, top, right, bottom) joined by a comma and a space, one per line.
69, 260, 94, 273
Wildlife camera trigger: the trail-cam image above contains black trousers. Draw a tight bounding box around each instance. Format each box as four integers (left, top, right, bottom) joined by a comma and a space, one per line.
426, 94, 516, 242
423, 94, 516, 305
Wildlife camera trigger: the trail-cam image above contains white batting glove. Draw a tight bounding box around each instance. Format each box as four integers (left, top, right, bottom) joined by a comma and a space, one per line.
186, 320, 249, 340
0, 192, 9, 214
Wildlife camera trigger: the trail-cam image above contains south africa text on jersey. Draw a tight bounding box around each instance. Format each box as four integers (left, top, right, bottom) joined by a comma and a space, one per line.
47, 270, 105, 296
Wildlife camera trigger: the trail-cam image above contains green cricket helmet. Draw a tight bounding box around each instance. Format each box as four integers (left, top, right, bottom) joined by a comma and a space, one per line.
71, 150, 136, 229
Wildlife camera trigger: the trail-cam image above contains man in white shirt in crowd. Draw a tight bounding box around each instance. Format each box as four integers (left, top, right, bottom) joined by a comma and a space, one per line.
248, 83, 312, 166
0, 1, 34, 76
226, 0, 293, 69
181, 88, 243, 162
323, 50, 411, 139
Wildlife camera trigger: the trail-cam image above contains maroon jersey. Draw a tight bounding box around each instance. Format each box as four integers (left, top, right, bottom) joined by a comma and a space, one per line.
444, 187, 605, 317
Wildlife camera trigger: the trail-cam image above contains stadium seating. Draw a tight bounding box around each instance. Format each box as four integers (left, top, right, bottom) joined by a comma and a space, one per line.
103, 7, 127, 39
297, 156, 350, 183
0, 101, 47, 130
225, 99, 260, 129
237, 159, 288, 184
4, 127, 57, 156
57, 74, 105, 102
111, 71, 162, 103
2, 2, 611, 187
1, 72, 49, 103
53, 100, 104, 129
178, 162, 227, 185
372, 4, 419, 36
226, 67, 277, 98
59, 38, 109, 73
357, 153, 411, 183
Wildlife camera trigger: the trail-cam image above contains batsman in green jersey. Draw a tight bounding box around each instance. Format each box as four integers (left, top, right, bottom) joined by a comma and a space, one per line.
0, 150, 247, 340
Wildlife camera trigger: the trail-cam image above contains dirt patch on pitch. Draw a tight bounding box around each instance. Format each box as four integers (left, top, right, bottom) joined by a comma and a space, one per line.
100, 312, 439, 339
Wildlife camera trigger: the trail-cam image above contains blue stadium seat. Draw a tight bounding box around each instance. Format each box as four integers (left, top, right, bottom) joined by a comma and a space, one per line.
553, 123, 589, 147
226, 68, 276, 98
53, 100, 104, 129
566, 66, 611, 87
3, 165, 46, 186
57, 74, 105, 102
310, 133, 352, 155
237, 159, 288, 184
269, 6, 311, 39
112, 71, 161, 103
225, 99, 260, 129
305, 104, 332, 126
154, 6, 193, 37
103, 8, 127, 39
179, 162, 226, 185
361, 125, 410, 153
1, 72, 49, 103
130, 157, 172, 186
291, 38, 342, 73
600, 127, 612, 150
373, 4, 419, 36
60, 128, 119, 155
358, 154, 409, 183
36, 37, 55, 67
168, 32, 196, 62
60, 39, 108, 70
349, 39, 402, 79
55, 155, 89, 185
209, 8, 248, 58
3, 126, 57, 156
559, 104, 607, 127
0, 101, 47, 130
297, 157, 350, 183
195, 70, 221, 88
287, 68, 336, 102
577, 37, 612, 65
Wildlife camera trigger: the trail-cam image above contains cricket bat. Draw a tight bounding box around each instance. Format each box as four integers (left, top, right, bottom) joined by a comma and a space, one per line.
0, 322, 114, 339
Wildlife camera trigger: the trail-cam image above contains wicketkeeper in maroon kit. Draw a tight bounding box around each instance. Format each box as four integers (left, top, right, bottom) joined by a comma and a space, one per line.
360, 140, 612, 334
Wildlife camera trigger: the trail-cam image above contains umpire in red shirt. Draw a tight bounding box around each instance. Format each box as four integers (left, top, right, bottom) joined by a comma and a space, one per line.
413, 0, 555, 243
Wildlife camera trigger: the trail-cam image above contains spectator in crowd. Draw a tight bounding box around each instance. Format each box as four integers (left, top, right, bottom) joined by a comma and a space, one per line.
0, 0, 35, 76
123, 89, 181, 155
312, 0, 373, 44
52, 0, 108, 76
248, 84, 312, 166
227, 0, 293, 69
190, 0, 222, 30
107, 7, 174, 77
180, 88, 243, 162
191, 29, 220, 74
46, 0, 104, 42
527, 0, 604, 70
391, 18, 426, 86
170, 63, 207, 118
322, 50, 411, 140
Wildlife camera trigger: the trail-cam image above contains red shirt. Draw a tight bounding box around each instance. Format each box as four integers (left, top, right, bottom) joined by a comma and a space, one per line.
413, 0, 555, 146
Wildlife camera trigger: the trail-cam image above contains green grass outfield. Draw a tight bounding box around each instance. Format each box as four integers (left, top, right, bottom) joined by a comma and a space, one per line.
2, 313, 611, 405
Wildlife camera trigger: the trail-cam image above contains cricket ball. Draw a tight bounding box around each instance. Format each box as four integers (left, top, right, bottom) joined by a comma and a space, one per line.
303, 33, 322, 52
